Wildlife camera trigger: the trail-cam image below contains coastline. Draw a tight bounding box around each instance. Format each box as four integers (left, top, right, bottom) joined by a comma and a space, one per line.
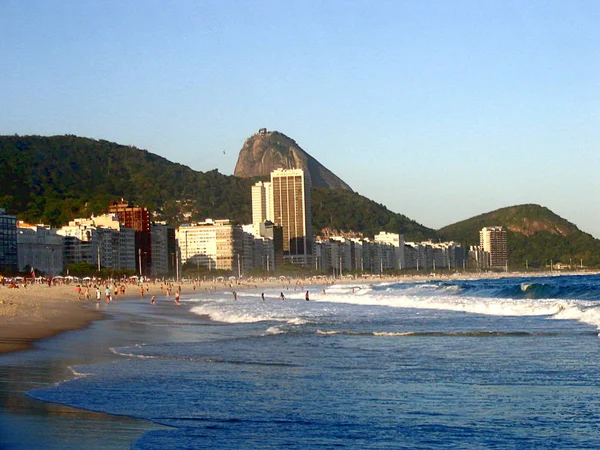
1, 270, 596, 355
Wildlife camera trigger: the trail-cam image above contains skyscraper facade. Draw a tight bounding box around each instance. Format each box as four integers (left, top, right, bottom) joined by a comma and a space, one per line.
479, 226, 508, 269
270, 168, 313, 265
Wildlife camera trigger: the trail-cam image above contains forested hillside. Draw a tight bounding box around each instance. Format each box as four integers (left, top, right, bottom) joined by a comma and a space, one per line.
0, 135, 435, 240
439, 204, 600, 267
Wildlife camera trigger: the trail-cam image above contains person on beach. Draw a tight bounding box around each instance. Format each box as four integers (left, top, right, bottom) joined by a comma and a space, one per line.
261, 292, 265, 301
96, 288, 101, 302
75, 285, 82, 300
233, 291, 237, 301
175, 291, 180, 305
280, 292, 286, 301
84, 286, 90, 300
151, 295, 156, 304
140, 285, 144, 298
105, 287, 111, 303
305, 290, 310, 301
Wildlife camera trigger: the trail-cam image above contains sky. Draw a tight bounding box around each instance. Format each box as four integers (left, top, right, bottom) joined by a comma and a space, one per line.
1, 1, 599, 237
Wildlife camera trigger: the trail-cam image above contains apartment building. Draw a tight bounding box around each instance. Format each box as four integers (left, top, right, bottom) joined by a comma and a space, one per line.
479, 226, 508, 269
177, 219, 243, 272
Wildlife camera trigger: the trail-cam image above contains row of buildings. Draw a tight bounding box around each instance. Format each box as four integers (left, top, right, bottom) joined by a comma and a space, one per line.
0, 203, 177, 277
0, 170, 508, 276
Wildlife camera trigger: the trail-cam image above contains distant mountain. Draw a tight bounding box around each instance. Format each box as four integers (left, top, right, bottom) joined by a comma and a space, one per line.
438, 204, 600, 268
234, 129, 353, 191
0, 135, 434, 240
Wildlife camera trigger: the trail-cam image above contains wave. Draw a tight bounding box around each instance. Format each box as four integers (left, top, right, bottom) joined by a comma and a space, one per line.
316, 329, 579, 337
329, 274, 600, 301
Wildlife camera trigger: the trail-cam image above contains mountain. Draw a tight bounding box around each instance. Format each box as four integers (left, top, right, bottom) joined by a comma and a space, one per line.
438, 204, 600, 268
0, 135, 254, 226
234, 129, 353, 191
0, 135, 434, 240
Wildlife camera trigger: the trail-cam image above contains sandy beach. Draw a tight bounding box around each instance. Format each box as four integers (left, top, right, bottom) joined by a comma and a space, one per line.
1, 270, 595, 355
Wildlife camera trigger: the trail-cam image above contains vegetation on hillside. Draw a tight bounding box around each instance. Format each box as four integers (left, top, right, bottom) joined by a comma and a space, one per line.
312, 187, 436, 241
0, 135, 253, 225
439, 204, 600, 268
0, 135, 435, 241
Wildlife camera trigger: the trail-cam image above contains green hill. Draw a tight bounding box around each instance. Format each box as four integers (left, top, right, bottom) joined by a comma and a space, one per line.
0, 134, 253, 225
0, 135, 435, 240
438, 204, 600, 268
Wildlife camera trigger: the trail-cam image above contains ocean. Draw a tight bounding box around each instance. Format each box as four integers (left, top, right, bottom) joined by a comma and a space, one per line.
2, 274, 600, 449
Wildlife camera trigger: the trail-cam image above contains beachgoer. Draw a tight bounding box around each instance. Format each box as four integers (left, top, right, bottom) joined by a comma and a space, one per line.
280, 292, 286, 301
175, 291, 180, 305
105, 288, 111, 303
261, 293, 265, 301
96, 288, 101, 302
151, 295, 156, 304
305, 290, 310, 301
233, 291, 237, 301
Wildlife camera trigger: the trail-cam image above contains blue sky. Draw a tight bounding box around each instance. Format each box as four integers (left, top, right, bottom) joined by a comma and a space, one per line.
2, 0, 599, 238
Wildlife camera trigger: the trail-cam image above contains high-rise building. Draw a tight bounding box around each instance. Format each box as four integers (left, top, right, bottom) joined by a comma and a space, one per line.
270, 168, 313, 265
479, 226, 508, 269
108, 199, 151, 276
0, 208, 18, 274
251, 181, 272, 236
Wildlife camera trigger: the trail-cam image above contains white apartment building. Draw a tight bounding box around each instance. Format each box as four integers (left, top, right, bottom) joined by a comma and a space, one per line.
374, 231, 405, 270
177, 219, 243, 272
57, 215, 135, 271
251, 181, 273, 237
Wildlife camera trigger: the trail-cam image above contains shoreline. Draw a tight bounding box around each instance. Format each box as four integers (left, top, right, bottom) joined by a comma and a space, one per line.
1, 270, 596, 355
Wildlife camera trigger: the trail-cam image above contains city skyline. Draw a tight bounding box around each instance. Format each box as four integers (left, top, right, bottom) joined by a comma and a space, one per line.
1, 1, 598, 238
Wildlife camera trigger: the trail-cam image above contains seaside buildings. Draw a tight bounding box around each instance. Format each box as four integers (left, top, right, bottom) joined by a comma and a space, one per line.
108, 199, 152, 276
151, 223, 177, 277
176, 219, 243, 273
0, 208, 18, 274
270, 169, 313, 265
56, 215, 136, 272
251, 181, 273, 236
479, 226, 508, 269
17, 223, 64, 277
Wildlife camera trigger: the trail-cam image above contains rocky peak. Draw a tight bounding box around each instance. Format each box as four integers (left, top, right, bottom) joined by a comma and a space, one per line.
233, 129, 353, 191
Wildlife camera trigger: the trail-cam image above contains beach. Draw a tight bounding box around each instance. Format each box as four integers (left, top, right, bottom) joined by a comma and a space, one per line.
1, 270, 594, 355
